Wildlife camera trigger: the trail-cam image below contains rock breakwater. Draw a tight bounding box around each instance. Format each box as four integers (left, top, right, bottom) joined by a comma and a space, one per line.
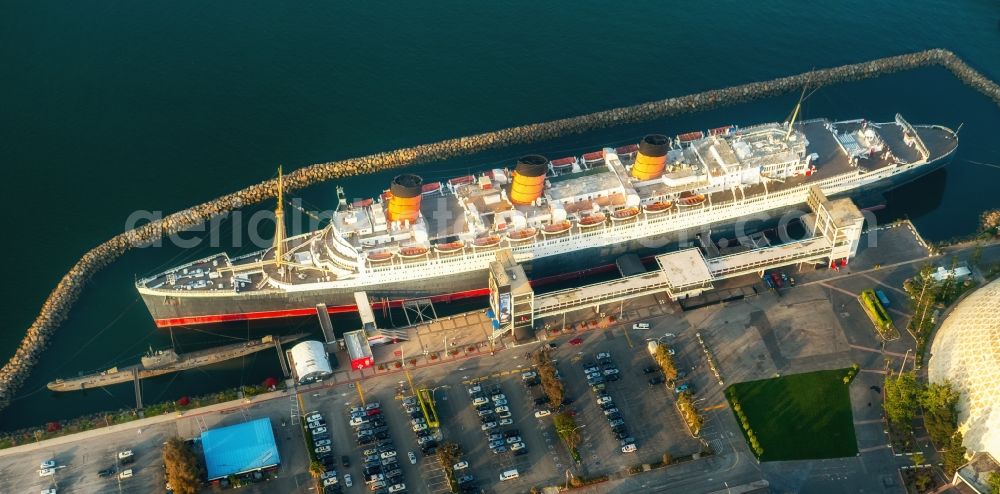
2, 48, 997, 412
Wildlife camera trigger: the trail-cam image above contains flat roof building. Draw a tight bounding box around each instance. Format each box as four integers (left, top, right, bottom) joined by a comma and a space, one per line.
201, 417, 280, 481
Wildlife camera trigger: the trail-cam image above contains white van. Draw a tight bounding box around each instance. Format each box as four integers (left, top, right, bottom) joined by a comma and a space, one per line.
633, 322, 650, 330
118, 469, 133, 480
500, 469, 519, 481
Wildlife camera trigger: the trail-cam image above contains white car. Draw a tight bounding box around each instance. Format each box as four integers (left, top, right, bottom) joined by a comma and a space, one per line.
349, 417, 369, 427
597, 396, 612, 405
315, 445, 332, 454
632, 322, 651, 330
344, 474, 353, 487
412, 423, 428, 432
510, 441, 526, 451
493, 399, 508, 406
481, 422, 498, 431
453, 461, 469, 471
40, 460, 56, 469
603, 368, 620, 376
411, 417, 426, 426
534, 410, 551, 418
491, 393, 506, 402
349, 406, 365, 414
468, 385, 482, 395
305, 413, 323, 423
506, 436, 522, 444
314, 439, 332, 447
497, 411, 513, 419
118, 469, 133, 480
321, 470, 338, 480
499, 418, 514, 426
380, 451, 397, 460
597, 352, 611, 360
408, 451, 417, 464
41, 489, 57, 494
472, 397, 488, 407
388, 483, 406, 493
118, 450, 133, 459
365, 402, 381, 411
621, 444, 637, 453
494, 405, 510, 413
323, 477, 339, 487
521, 371, 537, 380
312, 426, 327, 435
38, 468, 55, 477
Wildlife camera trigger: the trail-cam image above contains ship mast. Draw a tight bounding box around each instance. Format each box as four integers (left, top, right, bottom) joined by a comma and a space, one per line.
784, 83, 809, 141
273, 166, 287, 275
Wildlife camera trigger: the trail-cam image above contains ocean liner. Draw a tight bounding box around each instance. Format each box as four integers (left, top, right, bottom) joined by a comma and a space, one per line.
137, 114, 957, 328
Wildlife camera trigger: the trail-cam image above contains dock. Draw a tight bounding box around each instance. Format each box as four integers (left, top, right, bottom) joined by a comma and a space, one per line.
47, 334, 307, 393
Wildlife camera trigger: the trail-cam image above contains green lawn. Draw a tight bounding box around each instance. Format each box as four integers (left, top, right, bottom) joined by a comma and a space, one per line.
726, 369, 858, 461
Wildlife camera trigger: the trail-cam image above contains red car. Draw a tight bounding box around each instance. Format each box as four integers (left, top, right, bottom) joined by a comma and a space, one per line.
569, 338, 583, 346
769, 272, 783, 288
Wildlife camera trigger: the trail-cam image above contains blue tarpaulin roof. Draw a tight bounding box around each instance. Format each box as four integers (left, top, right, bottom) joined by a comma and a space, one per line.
201, 417, 280, 480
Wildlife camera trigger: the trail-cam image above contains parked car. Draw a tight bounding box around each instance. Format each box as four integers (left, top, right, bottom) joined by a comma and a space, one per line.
342, 456, 351, 467
603, 407, 619, 416
648, 376, 665, 386
312, 426, 328, 435
412, 423, 428, 432
344, 474, 353, 487
306, 413, 323, 423
408, 452, 417, 464
534, 409, 551, 418
316, 446, 333, 454
675, 383, 691, 393
481, 421, 498, 431
642, 365, 659, 374
632, 322, 650, 330
402, 396, 417, 406
622, 444, 637, 453
380, 451, 397, 460
315, 439, 332, 447
497, 410, 512, 419
499, 418, 514, 426
365, 402, 381, 410
597, 396, 612, 405
503, 429, 520, 438
491, 393, 506, 401
118, 469, 133, 480
453, 461, 469, 471
457, 474, 475, 484
98, 467, 115, 478
521, 371, 537, 381
510, 441, 526, 451
608, 418, 625, 427
39, 468, 55, 477
467, 385, 482, 395
505, 436, 522, 444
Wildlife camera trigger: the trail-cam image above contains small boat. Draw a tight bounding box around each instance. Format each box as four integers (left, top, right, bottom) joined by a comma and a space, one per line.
398, 246, 429, 258
368, 251, 393, 262
582, 151, 604, 163
507, 227, 538, 242
542, 220, 572, 235
615, 144, 639, 156
677, 192, 707, 207
578, 213, 607, 228
611, 207, 640, 221
473, 235, 502, 248
448, 175, 476, 186
710, 125, 734, 136
434, 241, 465, 253
422, 182, 442, 194
352, 198, 374, 208
642, 201, 673, 214
550, 157, 577, 170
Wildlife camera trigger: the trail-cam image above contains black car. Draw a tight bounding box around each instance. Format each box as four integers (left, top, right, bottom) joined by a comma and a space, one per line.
606, 374, 620, 382
648, 376, 666, 386
533, 396, 549, 406
614, 429, 630, 439
363, 465, 382, 475
98, 467, 115, 478
479, 415, 496, 424
120, 457, 135, 466
525, 377, 541, 387
415, 429, 431, 438
607, 412, 622, 421
503, 429, 520, 438
384, 468, 403, 479
457, 474, 475, 484
357, 436, 375, 445
321, 456, 338, 468
475, 403, 491, 412
341, 455, 350, 467
374, 431, 390, 440
376, 439, 394, 448
642, 366, 659, 374
409, 410, 424, 419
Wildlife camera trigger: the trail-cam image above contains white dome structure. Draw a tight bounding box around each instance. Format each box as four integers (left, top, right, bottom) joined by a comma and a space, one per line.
290, 340, 333, 384
928, 278, 1000, 458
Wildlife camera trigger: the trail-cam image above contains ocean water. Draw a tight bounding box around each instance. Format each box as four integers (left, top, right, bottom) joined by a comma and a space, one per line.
1, 1, 998, 429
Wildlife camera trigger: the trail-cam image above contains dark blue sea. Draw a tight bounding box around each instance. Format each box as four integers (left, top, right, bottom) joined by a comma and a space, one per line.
1, 0, 998, 429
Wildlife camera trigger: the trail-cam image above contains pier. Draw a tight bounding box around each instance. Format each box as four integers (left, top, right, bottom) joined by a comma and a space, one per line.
4, 48, 1000, 411
489, 186, 865, 341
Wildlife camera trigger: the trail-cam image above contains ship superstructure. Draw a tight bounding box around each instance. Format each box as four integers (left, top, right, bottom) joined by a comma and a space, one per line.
137, 115, 957, 327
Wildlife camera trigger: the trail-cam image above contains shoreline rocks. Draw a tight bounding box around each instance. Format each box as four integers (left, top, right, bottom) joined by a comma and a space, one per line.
2, 48, 998, 412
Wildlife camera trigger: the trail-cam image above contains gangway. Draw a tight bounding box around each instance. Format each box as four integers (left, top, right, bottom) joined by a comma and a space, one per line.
315, 304, 336, 344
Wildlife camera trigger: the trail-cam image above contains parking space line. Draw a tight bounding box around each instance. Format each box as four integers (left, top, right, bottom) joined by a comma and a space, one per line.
355, 380, 366, 406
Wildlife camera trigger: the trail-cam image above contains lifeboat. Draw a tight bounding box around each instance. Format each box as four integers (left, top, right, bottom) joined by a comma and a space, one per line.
542, 220, 572, 235
448, 175, 476, 186
434, 241, 465, 253
507, 227, 538, 242
677, 192, 707, 207
578, 213, 607, 228
550, 156, 577, 170
677, 131, 705, 143
615, 144, 639, 156
582, 150, 604, 164
643, 201, 673, 214
352, 198, 374, 208
421, 182, 442, 194
473, 235, 502, 248
610, 207, 640, 221
398, 246, 429, 258
367, 251, 393, 262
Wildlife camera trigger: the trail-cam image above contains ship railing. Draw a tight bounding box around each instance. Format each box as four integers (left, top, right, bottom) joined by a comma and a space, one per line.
894, 114, 930, 160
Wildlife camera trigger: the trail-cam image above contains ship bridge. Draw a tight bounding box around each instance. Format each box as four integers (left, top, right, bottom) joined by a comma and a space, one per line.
488, 186, 865, 342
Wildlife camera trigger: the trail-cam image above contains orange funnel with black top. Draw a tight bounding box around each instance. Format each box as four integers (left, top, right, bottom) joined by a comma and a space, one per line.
630, 134, 669, 180
387, 174, 423, 223
509, 155, 548, 206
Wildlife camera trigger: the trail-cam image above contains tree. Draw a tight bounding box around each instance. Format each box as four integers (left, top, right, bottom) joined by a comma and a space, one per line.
553, 412, 581, 450
883, 372, 920, 432
163, 436, 202, 494
942, 431, 968, 476
987, 471, 1000, 494
654, 346, 678, 380
309, 460, 325, 478
921, 380, 961, 447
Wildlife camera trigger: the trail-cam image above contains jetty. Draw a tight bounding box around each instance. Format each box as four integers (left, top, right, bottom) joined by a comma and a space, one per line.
46, 334, 306, 392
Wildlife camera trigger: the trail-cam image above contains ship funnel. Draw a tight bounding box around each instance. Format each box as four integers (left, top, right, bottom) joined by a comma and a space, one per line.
510, 155, 548, 206
387, 174, 423, 223
630, 134, 669, 180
